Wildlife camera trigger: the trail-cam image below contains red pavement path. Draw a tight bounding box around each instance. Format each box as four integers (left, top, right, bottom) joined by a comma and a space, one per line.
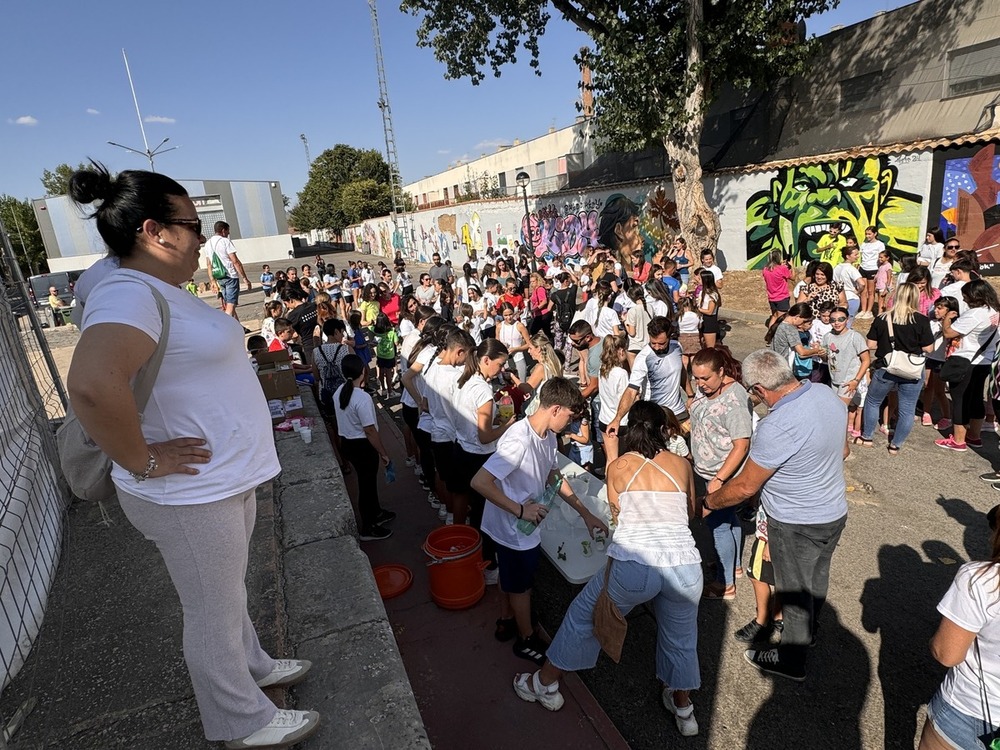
341, 405, 630, 750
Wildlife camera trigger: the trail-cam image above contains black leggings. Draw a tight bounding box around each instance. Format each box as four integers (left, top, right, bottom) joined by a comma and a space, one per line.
950, 364, 990, 426
340, 437, 382, 532
454, 447, 496, 566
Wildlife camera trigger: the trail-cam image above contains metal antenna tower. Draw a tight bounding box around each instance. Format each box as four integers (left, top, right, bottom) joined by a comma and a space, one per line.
107, 49, 178, 172
300, 133, 311, 170
368, 0, 411, 258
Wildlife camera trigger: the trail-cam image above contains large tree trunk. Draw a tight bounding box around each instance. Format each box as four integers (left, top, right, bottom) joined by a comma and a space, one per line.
663, 0, 720, 258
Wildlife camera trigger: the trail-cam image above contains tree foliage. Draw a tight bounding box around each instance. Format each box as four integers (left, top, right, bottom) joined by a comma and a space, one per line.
40, 162, 90, 197
401, 0, 836, 252
289, 145, 396, 232
0, 196, 47, 275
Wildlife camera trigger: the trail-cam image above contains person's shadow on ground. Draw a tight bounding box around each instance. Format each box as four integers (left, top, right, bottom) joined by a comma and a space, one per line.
860, 543, 956, 749
745, 603, 869, 749
937, 495, 993, 561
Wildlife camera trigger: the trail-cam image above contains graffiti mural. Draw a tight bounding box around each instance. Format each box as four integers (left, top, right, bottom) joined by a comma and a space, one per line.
933, 142, 1000, 264
745, 155, 923, 269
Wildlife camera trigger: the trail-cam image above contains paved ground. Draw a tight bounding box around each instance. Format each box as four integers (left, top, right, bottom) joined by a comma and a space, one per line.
35, 251, 1000, 749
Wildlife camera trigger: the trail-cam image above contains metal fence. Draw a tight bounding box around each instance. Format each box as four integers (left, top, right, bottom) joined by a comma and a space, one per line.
0, 216, 69, 699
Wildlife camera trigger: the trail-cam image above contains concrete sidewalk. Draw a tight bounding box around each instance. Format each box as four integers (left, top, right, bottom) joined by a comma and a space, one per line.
356, 402, 630, 750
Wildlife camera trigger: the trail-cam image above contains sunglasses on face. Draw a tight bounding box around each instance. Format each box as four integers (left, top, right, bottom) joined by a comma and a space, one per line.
165, 218, 202, 236
946, 244, 960, 249
830, 316, 848, 322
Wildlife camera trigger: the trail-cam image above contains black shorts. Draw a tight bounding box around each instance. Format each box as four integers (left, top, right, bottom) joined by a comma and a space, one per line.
376, 357, 396, 370
431, 441, 460, 492
860, 268, 878, 280
926, 358, 944, 373
401, 404, 419, 433
701, 314, 720, 335
452, 446, 492, 495
768, 299, 790, 314
746, 536, 775, 585
495, 542, 542, 594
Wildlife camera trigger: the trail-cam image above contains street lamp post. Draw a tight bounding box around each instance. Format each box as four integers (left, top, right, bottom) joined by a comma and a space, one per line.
516, 171, 533, 258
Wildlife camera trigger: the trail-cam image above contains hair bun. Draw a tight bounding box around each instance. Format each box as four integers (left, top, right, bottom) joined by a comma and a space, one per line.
68, 162, 114, 204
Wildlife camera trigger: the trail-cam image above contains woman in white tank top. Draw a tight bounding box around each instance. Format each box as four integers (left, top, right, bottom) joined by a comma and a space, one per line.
513, 401, 703, 738
498, 302, 530, 381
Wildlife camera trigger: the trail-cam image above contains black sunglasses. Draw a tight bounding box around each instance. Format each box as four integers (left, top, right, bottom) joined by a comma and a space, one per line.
165, 218, 202, 236
945, 244, 960, 249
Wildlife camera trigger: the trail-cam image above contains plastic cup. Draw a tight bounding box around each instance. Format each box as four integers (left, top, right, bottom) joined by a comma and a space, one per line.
291, 419, 302, 432
300, 427, 312, 443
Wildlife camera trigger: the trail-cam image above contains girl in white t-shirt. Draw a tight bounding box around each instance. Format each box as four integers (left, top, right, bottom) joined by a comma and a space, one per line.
919, 508, 1000, 750
334, 355, 392, 540
497, 303, 531, 381
677, 297, 702, 370
597, 333, 630, 464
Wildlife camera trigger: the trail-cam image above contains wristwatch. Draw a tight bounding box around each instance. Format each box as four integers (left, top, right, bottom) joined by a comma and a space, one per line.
130, 452, 157, 482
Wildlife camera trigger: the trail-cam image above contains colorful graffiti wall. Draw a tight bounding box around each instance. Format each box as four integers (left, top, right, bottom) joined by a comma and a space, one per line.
345, 185, 681, 265
931, 142, 1000, 264
745, 155, 923, 269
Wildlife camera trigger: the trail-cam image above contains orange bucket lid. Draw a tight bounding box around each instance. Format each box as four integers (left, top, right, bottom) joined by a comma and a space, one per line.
373, 564, 413, 599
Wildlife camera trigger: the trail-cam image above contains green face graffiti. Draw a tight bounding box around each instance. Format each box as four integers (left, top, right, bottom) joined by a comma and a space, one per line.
746, 156, 922, 268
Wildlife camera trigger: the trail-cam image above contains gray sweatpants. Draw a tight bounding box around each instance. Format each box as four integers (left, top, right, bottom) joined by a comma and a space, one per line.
118, 487, 278, 741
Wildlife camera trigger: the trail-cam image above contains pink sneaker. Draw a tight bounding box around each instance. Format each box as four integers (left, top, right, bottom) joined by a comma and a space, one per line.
921, 413, 933, 426
935, 437, 968, 452
848, 428, 861, 438
936, 419, 953, 430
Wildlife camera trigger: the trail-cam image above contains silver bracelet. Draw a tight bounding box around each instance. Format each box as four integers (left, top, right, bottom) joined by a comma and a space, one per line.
130, 452, 157, 483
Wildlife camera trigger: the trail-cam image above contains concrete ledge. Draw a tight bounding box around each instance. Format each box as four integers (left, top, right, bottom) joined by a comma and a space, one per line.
719, 306, 771, 325
274, 386, 430, 750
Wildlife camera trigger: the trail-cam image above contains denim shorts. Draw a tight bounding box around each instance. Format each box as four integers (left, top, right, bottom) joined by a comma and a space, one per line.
928, 690, 1000, 749
218, 276, 240, 305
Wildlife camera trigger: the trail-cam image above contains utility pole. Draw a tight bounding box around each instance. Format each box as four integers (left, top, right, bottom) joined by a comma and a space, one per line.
368, 0, 411, 259
107, 49, 178, 171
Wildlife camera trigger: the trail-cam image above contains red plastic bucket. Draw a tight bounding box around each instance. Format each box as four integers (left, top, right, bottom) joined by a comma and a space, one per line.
422, 526, 488, 610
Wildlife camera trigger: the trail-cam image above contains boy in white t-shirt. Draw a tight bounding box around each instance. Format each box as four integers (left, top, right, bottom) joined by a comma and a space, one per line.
473, 378, 608, 666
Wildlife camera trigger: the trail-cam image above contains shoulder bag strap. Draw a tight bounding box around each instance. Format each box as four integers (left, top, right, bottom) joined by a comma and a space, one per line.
885, 316, 897, 349
972, 326, 999, 363
318, 344, 331, 366
975, 639, 994, 735
132, 282, 170, 414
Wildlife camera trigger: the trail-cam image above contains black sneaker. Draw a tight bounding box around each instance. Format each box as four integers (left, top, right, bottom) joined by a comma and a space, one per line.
980, 471, 1000, 484
494, 617, 516, 642
376, 509, 397, 524
359, 525, 393, 542
773, 620, 784, 644
734, 619, 771, 643
744, 648, 805, 682
513, 635, 547, 666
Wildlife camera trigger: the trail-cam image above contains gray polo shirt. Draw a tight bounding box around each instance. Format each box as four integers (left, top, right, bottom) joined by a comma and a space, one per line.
628, 341, 686, 417
749, 381, 848, 525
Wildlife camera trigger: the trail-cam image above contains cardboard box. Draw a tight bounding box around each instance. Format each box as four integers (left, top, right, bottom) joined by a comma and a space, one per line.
255, 349, 298, 400
267, 395, 306, 424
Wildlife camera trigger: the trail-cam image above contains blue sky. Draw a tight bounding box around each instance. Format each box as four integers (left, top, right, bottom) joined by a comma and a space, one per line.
0, 0, 916, 205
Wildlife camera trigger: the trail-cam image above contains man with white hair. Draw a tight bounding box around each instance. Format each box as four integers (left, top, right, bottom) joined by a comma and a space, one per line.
702, 349, 848, 682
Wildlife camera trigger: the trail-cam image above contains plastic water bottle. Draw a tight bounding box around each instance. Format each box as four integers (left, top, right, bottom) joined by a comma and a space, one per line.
516, 472, 564, 535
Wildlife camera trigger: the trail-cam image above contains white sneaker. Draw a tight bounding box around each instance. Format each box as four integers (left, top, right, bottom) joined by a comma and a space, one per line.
414, 464, 424, 477
662, 689, 698, 736
405, 456, 416, 467
428, 493, 441, 509
484, 567, 499, 586
513, 671, 564, 711
445, 513, 454, 525
255, 659, 312, 688
438, 505, 448, 521
224, 709, 321, 749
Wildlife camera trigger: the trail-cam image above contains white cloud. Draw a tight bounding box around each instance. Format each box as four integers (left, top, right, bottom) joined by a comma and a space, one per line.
437, 149, 451, 155
86, 108, 100, 115
8, 115, 38, 126
143, 115, 175, 124
473, 137, 509, 150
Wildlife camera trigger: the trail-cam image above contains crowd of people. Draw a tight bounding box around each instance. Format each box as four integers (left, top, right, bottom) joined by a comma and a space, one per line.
61, 159, 998, 750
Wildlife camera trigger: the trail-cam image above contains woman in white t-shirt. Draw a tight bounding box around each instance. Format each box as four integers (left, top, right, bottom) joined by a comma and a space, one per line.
623, 285, 652, 365
919, 506, 1000, 750
591, 280, 622, 338
934, 240, 962, 289
916, 228, 945, 273
597, 333, 631, 463
65, 164, 319, 747
938, 280, 1000, 451
833, 245, 864, 321
334, 355, 392, 539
